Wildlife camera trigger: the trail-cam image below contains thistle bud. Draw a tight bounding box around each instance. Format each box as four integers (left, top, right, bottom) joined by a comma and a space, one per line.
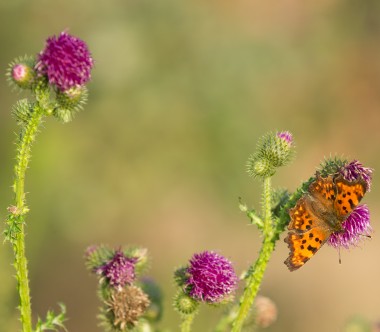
53, 86, 88, 123
174, 292, 199, 315
7, 56, 36, 90
247, 131, 295, 179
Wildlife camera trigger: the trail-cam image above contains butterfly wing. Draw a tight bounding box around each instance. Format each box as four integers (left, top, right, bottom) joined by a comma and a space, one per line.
284, 195, 331, 271
308, 173, 336, 208
333, 175, 366, 219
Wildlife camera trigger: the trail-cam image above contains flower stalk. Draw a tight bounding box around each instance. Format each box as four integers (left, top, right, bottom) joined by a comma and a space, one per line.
232, 177, 275, 332
10, 105, 44, 332
180, 312, 196, 332
5, 30, 93, 331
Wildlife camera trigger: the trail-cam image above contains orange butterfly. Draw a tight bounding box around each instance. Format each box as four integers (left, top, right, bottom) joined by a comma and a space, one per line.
284, 172, 367, 271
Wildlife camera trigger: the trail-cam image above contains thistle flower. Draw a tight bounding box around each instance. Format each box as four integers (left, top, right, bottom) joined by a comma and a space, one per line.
97, 251, 137, 288
340, 160, 373, 192
328, 204, 371, 249
35, 31, 93, 91
184, 251, 238, 303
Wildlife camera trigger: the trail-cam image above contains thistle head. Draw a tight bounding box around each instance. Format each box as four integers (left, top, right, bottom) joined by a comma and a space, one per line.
97, 251, 137, 288
328, 204, 371, 249
35, 31, 93, 92
85, 245, 148, 289
339, 160, 373, 192
316, 158, 373, 249
179, 251, 238, 304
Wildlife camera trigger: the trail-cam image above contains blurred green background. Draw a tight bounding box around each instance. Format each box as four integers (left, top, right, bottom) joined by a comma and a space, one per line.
0, 0, 380, 331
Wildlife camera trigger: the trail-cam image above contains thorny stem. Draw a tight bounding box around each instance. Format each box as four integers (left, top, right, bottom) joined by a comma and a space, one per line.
231, 177, 274, 332
180, 313, 196, 332
10, 105, 44, 332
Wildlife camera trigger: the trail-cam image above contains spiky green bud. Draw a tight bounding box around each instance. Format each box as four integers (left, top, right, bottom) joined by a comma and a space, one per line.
12, 99, 34, 125
247, 131, 295, 179
7, 56, 36, 90
318, 156, 347, 177
53, 86, 88, 123
174, 291, 199, 315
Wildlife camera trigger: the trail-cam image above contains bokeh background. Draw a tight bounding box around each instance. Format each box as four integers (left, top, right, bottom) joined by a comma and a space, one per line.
0, 0, 380, 331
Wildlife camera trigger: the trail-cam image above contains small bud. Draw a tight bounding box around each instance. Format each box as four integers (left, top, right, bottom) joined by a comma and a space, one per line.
254, 296, 277, 328
84, 245, 114, 272
174, 291, 199, 315
53, 86, 88, 123
247, 156, 276, 179
247, 131, 295, 179
7, 56, 36, 90
7, 205, 21, 215
12, 64, 33, 88
12, 99, 33, 125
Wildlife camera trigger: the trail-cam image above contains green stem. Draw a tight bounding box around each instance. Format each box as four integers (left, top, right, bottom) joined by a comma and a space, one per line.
180, 313, 196, 332
11, 106, 44, 332
231, 177, 274, 332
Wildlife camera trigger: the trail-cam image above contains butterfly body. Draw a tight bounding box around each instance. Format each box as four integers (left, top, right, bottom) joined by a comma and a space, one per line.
284, 173, 366, 271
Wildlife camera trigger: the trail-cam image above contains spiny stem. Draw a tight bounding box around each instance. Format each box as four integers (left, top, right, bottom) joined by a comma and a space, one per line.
231, 177, 274, 332
11, 105, 44, 332
180, 313, 196, 332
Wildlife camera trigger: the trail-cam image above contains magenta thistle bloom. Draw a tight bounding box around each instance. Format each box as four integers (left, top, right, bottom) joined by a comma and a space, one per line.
36, 31, 93, 91
277, 131, 293, 146
340, 160, 373, 192
98, 251, 137, 288
185, 251, 238, 303
328, 205, 371, 249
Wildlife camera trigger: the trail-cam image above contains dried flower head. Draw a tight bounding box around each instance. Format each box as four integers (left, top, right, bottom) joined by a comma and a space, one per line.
105, 286, 150, 330
185, 251, 238, 303
98, 251, 137, 288
36, 31, 93, 91
328, 204, 371, 249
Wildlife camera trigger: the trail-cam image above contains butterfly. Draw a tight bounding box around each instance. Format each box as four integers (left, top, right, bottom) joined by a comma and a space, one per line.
284, 172, 367, 271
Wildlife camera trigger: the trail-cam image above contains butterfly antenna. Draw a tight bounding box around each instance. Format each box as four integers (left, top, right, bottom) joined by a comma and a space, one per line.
338, 247, 342, 264
359, 233, 372, 239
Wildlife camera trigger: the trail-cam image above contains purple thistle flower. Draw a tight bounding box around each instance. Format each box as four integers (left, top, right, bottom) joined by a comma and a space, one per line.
36, 31, 93, 91
276, 131, 293, 146
340, 160, 373, 192
185, 251, 238, 303
97, 251, 137, 288
328, 205, 371, 249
